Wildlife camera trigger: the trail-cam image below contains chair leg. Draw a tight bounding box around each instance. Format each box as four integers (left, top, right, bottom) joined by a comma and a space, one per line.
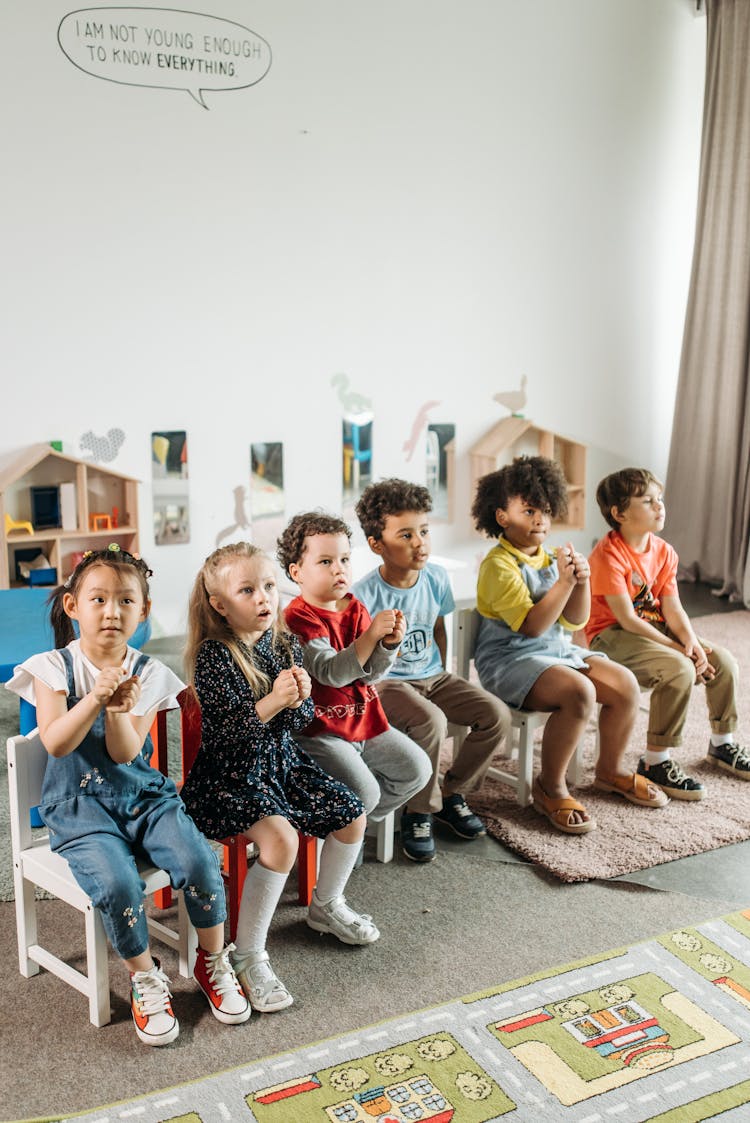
15, 875, 40, 978
84, 904, 111, 1027
177, 891, 198, 976
225, 838, 249, 942
516, 718, 535, 807
297, 833, 319, 906
375, 812, 395, 863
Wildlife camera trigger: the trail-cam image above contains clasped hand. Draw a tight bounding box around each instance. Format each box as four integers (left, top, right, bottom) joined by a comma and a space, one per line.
556, 543, 589, 585
686, 639, 715, 684
369, 608, 406, 648
94, 666, 141, 713
271, 665, 312, 708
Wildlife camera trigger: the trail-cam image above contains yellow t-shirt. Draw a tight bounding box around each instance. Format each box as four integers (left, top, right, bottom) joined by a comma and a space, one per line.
477, 539, 582, 632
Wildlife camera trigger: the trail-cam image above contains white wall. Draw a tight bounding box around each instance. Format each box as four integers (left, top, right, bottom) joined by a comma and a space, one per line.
2, 0, 705, 633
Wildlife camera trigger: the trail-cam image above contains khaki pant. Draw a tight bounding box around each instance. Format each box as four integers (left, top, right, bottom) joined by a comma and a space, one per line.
375, 672, 511, 813
590, 624, 738, 747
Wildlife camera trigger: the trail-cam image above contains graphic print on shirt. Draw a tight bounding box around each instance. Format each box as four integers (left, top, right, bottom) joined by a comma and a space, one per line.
630, 571, 664, 624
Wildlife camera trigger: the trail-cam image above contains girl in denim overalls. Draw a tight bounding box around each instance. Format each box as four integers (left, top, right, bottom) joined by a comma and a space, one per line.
471, 457, 665, 838
6, 546, 250, 1045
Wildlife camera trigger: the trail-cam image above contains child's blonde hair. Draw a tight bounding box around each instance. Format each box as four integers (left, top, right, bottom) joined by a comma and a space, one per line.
185, 542, 293, 696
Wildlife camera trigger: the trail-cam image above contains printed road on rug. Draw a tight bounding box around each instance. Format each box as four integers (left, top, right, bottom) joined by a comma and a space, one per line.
52, 909, 750, 1123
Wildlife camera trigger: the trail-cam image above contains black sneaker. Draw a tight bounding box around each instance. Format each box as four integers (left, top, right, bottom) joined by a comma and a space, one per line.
707, 741, 750, 780
434, 793, 487, 839
400, 812, 436, 862
637, 757, 705, 801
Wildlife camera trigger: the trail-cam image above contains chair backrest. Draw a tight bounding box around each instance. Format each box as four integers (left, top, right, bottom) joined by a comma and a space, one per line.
7, 730, 48, 856
455, 605, 480, 680
178, 688, 203, 778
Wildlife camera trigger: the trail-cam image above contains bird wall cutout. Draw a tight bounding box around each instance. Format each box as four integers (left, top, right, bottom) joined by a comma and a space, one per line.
79, 428, 126, 463
492, 375, 528, 416
402, 400, 442, 461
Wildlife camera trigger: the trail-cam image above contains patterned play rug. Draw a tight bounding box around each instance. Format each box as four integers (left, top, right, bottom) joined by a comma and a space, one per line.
46, 908, 750, 1123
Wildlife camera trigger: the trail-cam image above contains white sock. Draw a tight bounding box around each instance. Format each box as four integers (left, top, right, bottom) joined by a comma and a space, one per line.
234, 862, 287, 961
644, 748, 671, 766
314, 835, 362, 905
710, 733, 734, 747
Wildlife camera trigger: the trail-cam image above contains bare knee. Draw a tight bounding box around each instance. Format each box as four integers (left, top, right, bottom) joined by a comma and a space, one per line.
248, 817, 298, 872
563, 675, 597, 719
334, 812, 367, 843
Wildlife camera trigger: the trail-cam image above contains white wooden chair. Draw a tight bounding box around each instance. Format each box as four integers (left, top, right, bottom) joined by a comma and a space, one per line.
7, 729, 198, 1028
454, 606, 586, 807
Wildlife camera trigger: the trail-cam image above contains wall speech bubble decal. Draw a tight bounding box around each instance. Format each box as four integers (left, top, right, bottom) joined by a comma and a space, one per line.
58, 7, 272, 108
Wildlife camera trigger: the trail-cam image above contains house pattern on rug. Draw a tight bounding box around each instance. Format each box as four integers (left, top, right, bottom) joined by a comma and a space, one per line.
62, 910, 750, 1123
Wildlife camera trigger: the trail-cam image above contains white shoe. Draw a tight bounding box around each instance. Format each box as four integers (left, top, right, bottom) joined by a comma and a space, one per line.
307, 891, 380, 946
233, 949, 293, 1012
130, 959, 179, 1046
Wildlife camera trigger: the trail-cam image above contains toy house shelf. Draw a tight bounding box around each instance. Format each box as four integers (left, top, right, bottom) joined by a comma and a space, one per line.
0, 444, 140, 589
469, 417, 587, 532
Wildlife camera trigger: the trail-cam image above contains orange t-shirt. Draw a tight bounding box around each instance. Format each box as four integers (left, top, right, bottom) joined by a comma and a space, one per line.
586, 530, 678, 643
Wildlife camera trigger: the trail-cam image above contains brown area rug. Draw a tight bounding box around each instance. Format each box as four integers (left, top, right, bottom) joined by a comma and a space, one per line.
471, 611, 750, 882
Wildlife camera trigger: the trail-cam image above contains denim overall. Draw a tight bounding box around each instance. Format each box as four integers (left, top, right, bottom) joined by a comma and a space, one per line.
474, 556, 598, 709
39, 649, 226, 960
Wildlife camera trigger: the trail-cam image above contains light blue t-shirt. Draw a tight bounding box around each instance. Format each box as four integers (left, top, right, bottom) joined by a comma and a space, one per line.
352, 562, 455, 681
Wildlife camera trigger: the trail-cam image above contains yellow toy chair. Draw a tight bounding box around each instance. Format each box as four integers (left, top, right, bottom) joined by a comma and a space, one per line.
5, 513, 34, 535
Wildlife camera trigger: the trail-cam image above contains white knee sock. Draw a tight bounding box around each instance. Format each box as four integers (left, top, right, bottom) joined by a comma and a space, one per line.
314, 835, 361, 905
234, 862, 287, 960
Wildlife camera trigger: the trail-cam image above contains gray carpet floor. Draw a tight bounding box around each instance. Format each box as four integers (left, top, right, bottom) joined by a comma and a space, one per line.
3, 585, 749, 1122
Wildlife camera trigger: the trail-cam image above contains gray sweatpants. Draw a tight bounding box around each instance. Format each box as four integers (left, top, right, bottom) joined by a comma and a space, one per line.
294, 727, 432, 822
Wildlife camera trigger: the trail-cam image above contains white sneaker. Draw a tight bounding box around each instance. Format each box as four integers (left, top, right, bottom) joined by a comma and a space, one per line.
194, 944, 251, 1024
130, 959, 179, 1046
307, 891, 380, 946
233, 949, 293, 1012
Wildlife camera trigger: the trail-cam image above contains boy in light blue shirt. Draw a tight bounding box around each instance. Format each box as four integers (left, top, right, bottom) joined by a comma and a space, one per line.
354, 479, 510, 862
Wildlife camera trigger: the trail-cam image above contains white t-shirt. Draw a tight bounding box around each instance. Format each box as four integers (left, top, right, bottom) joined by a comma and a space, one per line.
6, 639, 185, 717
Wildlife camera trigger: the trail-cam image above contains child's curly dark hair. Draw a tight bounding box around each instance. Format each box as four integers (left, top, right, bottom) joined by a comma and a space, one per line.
471, 456, 569, 538
596, 468, 662, 530
277, 511, 352, 577
355, 478, 432, 540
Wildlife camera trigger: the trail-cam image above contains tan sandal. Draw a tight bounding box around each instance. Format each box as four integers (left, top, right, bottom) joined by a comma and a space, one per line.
593, 771, 669, 808
532, 778, 596, 835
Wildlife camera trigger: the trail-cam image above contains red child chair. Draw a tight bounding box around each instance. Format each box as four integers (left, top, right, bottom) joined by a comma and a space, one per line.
174, 690, 319, 939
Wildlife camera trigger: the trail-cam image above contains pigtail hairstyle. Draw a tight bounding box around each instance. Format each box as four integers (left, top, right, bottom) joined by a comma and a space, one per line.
185, 542, 294, 697
48, 545, 152, 649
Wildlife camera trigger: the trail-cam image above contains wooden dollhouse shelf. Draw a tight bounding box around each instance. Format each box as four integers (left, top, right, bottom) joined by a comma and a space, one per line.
469, 416, 587, 532
0, 444, 140, 589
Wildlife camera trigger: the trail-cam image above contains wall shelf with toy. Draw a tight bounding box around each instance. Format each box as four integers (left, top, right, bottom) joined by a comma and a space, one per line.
0, 444, 139, 589
469, 417, 587, 532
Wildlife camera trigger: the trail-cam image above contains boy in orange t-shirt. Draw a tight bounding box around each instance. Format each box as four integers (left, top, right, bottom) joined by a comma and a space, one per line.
587, 467, 747, 800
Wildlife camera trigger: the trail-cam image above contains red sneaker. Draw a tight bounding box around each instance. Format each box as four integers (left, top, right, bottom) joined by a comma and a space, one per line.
194, 944, 251, 1024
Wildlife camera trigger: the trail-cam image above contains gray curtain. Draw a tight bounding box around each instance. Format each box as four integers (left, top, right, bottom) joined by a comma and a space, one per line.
665, 0, 750, 606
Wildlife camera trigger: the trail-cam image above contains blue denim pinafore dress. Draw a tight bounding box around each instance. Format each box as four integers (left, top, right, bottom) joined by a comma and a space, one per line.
39, 649, 225, 959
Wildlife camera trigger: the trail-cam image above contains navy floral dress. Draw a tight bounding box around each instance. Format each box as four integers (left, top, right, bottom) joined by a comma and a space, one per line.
181, 631, 363, 839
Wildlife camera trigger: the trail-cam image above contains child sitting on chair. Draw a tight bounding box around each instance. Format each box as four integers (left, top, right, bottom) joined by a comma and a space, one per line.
5, 546, 250, 1045
353, 477, 510, 863
278, 511, 431, 832
471, 456, 666, 835
586, 467, 748, 799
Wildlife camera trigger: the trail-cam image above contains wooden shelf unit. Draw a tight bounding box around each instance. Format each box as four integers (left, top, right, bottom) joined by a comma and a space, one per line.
469, 416, 587, 532
0, 444, 140, 589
